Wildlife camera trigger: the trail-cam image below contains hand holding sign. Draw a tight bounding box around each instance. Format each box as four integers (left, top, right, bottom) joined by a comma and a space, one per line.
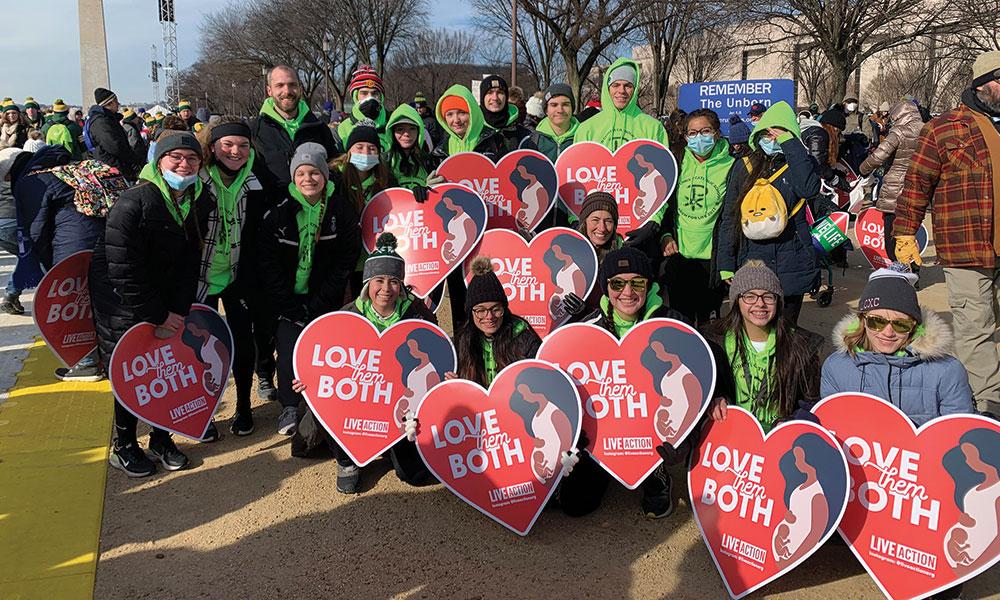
813, 393, 1000, 600
688, 407, 849, 599
362, 185, 488, 298
33, 250, 96, 368
415, 360, 581, 535
110, 304, 233, 441
437, 150, 557, 231
556, 140, 678, 231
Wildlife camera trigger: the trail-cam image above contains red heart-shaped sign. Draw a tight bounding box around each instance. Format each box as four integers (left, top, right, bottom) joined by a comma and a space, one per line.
855, 207, 929, 270
437, 150, 557, 231
415, 360, 581, 535
293, 311, 456, 466
361, 184, 488, 298
688, 407, 850, 599
461, 227, 597, 337
537, 318, 716, 488
556, 139, 678, 231
110, 304, 233, 441
813, 393, 1000, 600
33, 250, 97, 368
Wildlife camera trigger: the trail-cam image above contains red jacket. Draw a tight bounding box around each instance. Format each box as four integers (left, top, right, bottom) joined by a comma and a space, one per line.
894, 103, 996, 267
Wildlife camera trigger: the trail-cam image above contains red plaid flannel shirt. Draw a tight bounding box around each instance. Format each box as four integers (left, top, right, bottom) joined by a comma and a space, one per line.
895, 104, 997, 267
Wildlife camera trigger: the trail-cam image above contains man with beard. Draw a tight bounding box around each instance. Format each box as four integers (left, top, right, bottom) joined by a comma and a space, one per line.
894, 51, 1000, 419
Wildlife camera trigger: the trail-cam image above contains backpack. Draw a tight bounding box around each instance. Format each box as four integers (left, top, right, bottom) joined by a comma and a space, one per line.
739, 157, 805, 240
82, 117, 96, 153
31, 160, 129, 217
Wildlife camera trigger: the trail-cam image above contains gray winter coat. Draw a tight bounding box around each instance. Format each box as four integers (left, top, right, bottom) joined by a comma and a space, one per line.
820, 309, 974, 426
858, 101, 923, 214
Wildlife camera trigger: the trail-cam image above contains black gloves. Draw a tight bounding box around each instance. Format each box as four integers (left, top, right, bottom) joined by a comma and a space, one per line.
562, 292, 587, 316
413, 185, 430, 203
624, 221, 659, 248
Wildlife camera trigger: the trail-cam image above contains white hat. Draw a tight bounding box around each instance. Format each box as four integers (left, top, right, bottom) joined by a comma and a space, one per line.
525, 95, 545, 118
22, 139, 45, 153
0, 147, 27, 182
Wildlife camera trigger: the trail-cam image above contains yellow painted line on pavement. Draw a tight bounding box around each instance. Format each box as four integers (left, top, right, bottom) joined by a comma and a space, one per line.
0, 339, 112, 599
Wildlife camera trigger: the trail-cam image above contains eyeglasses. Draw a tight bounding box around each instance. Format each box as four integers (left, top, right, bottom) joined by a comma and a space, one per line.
472, 305, 505, 318
739, 292, 778, 306
608, 277, 649, 293
685, 127, 716, 138
163, 152, 200, 165
863, 314, 916, 334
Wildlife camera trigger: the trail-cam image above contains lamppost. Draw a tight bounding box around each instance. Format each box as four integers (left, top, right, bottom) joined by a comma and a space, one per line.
322, 35, 331, 107
510, 0, 518, 87
231, 81, 236, 115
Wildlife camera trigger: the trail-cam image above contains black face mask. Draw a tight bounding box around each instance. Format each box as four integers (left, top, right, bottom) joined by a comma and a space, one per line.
216, 161, 242, 177
358, 98, 382, 120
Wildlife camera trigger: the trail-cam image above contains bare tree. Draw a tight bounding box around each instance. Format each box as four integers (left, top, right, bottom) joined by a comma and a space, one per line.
675, 28, 732, 84
388, 29, 478, 102
742, 0, 960, 101
339, 0, 428, 74
471, 0, 564, 90
518, 0, 648, 100
635, 0, 703, 114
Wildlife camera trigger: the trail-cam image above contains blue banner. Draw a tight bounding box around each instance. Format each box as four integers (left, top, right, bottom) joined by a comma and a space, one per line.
678, 79, 795, 137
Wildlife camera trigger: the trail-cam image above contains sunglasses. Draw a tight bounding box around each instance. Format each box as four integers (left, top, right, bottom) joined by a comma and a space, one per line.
863, 314, 916, 334
608, 277, 649, 293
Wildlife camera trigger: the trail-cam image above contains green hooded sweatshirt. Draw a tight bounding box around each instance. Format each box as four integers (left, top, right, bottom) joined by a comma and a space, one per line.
385, 103, 429, 189
600, 282, 665, 338
42, 113, 83, 158
747, 101, 800, 151
289, 181, 335, 294
260, 98, 310, 141
724, 328, 780, 431
480, 319, 530, 386
138, 163, 203, 227
535, 115, 580, 162
435, 84, 487, 156
674, 138, 734, 260
354, 286, 414, 332
338, 90, 390, 151
204, 151, 256, 295
574, 58, 669, 151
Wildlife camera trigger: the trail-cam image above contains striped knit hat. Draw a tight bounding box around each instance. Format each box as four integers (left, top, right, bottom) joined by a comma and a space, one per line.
348, 65, 384, 95
23, 97, 39, 110
2, 98, 19, 113
51, 99, 69, 113
364, 233, 405, 282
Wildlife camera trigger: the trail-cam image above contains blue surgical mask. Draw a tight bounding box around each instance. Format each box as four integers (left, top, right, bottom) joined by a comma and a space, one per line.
759, 137, 783, 156
686, 134, 716, 156
162, 169, 199, 190
350, 153, 380, 172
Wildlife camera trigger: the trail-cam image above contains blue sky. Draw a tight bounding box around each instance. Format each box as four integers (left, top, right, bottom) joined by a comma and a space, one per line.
0, 0, 475, 106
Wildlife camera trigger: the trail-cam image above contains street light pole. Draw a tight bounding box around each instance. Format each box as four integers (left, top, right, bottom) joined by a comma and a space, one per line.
322, 36, 331, 108
510, 0, 518, 87
231, 81, 236, 115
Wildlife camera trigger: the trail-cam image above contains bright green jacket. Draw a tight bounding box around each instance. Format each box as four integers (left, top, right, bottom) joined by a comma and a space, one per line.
674, 139, 734, 260
574, 57, 669, 151
385, 103, 430, 190
535, 116, 579, 162
338, 89, 390, 151
434, 84, 488, 155
725, 329, 780, 432
748, 101, 800, 151
42, 113, 83, 159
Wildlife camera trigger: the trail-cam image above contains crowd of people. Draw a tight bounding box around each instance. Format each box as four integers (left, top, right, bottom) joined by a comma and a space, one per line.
0, 52, 998, 544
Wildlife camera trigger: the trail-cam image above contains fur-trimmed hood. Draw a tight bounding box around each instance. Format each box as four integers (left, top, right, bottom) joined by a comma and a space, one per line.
831, 308, 954, 361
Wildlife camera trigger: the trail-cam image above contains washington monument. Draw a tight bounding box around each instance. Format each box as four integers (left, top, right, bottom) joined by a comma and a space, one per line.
78, 0, 111, 105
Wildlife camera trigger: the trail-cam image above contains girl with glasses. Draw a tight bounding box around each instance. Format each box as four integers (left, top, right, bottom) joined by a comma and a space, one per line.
821, 265, 973, 426
702, 260, 822, 433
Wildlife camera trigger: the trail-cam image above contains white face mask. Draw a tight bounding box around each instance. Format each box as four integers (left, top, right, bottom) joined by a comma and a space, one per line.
845, 102, 858, 113
350, 153, 379, 172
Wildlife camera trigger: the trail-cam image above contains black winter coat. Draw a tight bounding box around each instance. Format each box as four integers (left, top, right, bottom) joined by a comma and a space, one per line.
257, 172, 361, 324
89, 180, 214, 358
430, 123, 538, 162
250, 111, 341, 204
86, 105, 144, 179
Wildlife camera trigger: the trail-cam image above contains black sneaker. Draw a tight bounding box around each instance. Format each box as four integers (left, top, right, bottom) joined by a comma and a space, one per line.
109, 441, 157, 478
54, 364, 106, 382
337, 463, 360, 494
230, 411, 254, 436
257, 378, 277, 401
200, 420, 221, 443
1, 294, 24, 315
641, 467, 675, 519
148, 435, 190, 471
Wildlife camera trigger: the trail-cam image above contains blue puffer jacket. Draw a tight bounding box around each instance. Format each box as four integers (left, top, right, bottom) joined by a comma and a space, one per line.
820, 309, 974, 426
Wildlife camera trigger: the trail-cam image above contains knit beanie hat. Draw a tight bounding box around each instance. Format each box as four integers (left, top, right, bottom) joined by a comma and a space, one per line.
177, 100, 192, 112
23, 97, 39, 110
579, 191, 618, 225
346, 118, 380, 150
857, 263, 921, 323
94, 87, 117, 106
972, 51, 1000, 88
525, 94, 545, 119
52, 99, 69, 113
749, 102, 767, 118
439, 95, 469, 117
820, 107, 847, 130
152, 130, 203, 165
608, 64, 636, 87
413, 92, 428, 108
0, 147, 27, 182
728, 115, 751, 145
2, 99, 19, 113
348, 65, 384, 95
598, 246, 651, 295
480, 75, 509, 106
544, 83, 575, 112
23, 139, 45, 153
729, 259, 783, 304
465, 256, 508, 312
289, 142, 329, 180
363, 232, 406, 282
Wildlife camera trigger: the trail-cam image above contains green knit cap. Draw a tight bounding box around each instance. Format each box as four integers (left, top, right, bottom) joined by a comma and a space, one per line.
2, 98, 19, 113
23, 97, 39, 110
52, 98, 68, 113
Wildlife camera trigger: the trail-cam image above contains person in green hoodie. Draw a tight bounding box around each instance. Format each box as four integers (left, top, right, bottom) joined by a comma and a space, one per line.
574, 58, 669, 151
385, 103, 437, 190
41, 99, 83, 160
291, 233, 439, 493
701, 260, 821, 432
661, 109, 736, 326
536, 83, 582, 227
431, 82, 536, 162
336, 65, 390, 151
